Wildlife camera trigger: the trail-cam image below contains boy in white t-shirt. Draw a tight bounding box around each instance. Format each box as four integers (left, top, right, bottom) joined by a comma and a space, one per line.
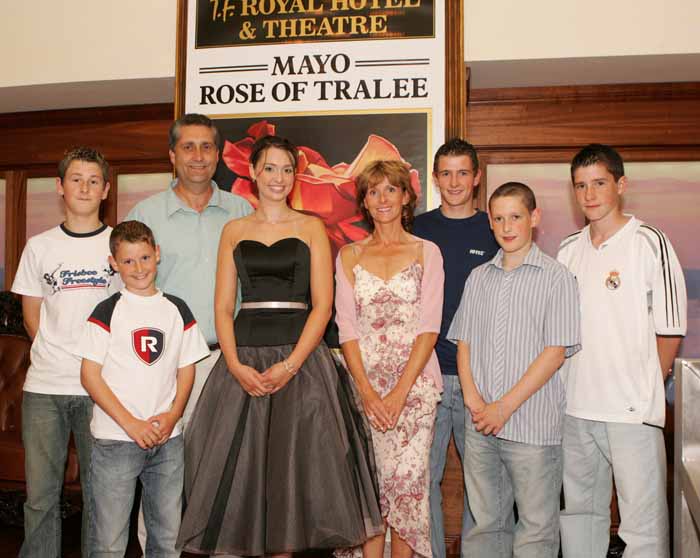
11, 147, 118, 558
78, 220, 209, 557
557, 144, 687, 558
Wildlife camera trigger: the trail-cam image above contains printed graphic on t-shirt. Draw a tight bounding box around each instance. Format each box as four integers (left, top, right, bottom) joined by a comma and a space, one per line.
132, 328, 165, 365
43, 263, 114, 294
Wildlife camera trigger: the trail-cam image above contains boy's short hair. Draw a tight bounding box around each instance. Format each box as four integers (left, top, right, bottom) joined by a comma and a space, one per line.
489, 181, 537, 213
58, 147, 109, 183
169, 113, 221, 151
570, 143, 625, 182
433, 138, 479, 173
110, 221, 157, 257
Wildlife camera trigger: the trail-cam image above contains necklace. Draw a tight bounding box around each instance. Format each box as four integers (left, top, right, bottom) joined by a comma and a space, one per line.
255, 210, 295, 225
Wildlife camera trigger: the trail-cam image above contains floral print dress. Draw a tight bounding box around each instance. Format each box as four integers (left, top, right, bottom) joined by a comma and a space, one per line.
351, 261, 440, 558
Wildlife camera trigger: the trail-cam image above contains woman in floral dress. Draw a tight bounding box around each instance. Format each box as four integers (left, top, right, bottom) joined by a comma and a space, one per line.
335, 160, 444, 558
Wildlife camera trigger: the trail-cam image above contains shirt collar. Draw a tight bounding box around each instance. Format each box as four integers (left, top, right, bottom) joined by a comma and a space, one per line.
584, 214, 637, 249
490, 242, 545, 271
165, 178, 224, 216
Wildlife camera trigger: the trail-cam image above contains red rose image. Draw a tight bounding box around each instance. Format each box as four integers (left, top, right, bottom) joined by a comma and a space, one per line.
222, 120, 422, 257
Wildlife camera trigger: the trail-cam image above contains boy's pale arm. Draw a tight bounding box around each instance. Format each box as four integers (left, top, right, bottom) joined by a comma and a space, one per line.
21, 296, 42, 340
473, 346, 565, 436
149, 363, 194, 444
456, 341, 486, 413
657, 335, 683, 379
81, 358, 162, 449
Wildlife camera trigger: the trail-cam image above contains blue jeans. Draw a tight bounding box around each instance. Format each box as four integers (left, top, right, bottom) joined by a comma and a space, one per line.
90, 435, 184, 558
20, 392, 94, 558
429, 375, 475, 558
463, 425, 562, 558
560, 416, 669, 558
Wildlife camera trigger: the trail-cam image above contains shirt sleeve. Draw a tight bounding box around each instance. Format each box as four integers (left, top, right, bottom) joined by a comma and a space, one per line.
178, 321, 211, 368
334, 252, 359, 344
11, 240, 43, 297
417, 241, 444, 336
76, 315, 111, 365
650, 232, 687, 335
544, 267, 582, 358
446, 272, 476, 345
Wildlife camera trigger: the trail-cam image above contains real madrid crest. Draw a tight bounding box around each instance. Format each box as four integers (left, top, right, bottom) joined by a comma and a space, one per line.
605, 270, 621, 290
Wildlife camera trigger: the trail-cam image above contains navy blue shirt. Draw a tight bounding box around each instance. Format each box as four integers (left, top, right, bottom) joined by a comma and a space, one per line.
413, 208, 499, 375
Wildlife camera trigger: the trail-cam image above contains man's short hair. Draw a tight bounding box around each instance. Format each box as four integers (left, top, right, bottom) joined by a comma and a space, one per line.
169, 113, 221, 151
433, 138, 479, 173
489, 181, 537, 213
570, 143, 625, 182
58, 147, 109, 183
109, 220, 156, 257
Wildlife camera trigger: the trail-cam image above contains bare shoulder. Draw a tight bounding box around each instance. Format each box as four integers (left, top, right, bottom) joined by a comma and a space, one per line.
299, 213, 325, 234
338, 241, 361, 267
222, 214, 253, 243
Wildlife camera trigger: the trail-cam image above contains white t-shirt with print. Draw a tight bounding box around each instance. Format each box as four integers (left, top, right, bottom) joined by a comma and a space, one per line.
77, 289, 209, 441
557, 216, 687, 427
11, 224, 119, 395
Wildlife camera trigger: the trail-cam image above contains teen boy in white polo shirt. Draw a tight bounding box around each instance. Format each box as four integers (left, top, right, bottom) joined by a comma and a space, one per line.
557, 144, 687, 558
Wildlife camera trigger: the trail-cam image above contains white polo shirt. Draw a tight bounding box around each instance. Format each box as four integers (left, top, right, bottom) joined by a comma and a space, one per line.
557, 216, 686, 427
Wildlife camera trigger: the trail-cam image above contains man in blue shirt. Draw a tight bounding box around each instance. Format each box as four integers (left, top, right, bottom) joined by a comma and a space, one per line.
413, 138, 499, 558
127, 113, 252, 556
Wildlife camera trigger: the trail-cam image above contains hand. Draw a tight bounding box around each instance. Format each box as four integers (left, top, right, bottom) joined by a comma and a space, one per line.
148, 411, 179, 445
230, 364, 271, 397
124, 417, 162, 449
465, 392, 487, 415
360, 387, 392, 432
382, 385, 409, 429
261, 361, 296, 394
472, 400, 513, 436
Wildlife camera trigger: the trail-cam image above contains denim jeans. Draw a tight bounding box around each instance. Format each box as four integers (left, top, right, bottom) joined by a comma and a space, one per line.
429, 375, 475, 558
463, 425, 562, 558
90, 435, 184, 558
20, 392, 94, 558
560, 416, 669, 558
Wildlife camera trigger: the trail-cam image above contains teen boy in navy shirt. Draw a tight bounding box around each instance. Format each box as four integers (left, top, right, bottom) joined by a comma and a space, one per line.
413, 138, 499, 558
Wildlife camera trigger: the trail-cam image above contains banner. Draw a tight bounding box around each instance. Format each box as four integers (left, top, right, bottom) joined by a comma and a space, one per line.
181, 0, 445, 250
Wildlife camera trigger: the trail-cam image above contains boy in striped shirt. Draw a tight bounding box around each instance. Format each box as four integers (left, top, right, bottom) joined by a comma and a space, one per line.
448, 182, 581, 557
558, 144, 687, 558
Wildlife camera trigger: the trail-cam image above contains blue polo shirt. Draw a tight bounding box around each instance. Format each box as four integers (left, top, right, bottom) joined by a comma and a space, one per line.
126, 180, 253, 345
413, 208, 499, 375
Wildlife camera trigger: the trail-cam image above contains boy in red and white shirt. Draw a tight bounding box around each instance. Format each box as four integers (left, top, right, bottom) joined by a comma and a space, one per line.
78, 220, 208, 557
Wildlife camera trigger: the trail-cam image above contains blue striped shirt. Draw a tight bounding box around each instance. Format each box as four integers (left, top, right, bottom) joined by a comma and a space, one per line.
447, 243, 581, 445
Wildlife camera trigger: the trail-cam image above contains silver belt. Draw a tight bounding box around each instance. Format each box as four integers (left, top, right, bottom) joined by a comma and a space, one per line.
240, 301, 308, 310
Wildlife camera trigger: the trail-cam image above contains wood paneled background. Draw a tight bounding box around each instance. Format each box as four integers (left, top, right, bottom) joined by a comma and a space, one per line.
1, 81, 699, 552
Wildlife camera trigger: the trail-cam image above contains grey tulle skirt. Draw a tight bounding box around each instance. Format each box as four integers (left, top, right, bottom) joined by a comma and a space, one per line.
177, 343, 384, 556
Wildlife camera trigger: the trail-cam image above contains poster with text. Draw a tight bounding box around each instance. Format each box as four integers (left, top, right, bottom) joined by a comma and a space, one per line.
183, 0, 445, 239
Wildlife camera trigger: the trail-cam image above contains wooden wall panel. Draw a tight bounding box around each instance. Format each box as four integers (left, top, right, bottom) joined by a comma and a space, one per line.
467, 82, 700, 151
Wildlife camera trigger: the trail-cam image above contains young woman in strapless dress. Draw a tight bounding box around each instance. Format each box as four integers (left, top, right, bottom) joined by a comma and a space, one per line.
178, 135, 383, 556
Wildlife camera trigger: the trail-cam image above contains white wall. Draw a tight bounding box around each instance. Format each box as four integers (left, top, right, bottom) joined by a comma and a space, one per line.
1, 0, 176, 88
1, 0, 699, 111
465, 0, 700, 62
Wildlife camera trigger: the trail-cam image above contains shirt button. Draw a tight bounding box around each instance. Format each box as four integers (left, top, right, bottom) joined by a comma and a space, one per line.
628, 406, 635, 412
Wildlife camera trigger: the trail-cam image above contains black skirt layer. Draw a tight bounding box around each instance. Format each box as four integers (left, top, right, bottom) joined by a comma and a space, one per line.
177, 343, 384, 556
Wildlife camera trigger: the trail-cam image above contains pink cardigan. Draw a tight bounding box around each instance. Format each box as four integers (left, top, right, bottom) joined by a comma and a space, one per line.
334, 239, 445, 392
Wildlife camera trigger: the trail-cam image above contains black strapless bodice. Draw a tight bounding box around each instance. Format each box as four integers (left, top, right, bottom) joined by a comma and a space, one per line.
233, 238, 311, 346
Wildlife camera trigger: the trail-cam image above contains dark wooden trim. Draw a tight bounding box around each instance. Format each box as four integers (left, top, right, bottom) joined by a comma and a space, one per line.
0, 103, 172, 130
103, 166, 118, 228
467, 82, 700, 151
175, 0, 188, 120
4, 171, 27, 289
445, 0, 466, 140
